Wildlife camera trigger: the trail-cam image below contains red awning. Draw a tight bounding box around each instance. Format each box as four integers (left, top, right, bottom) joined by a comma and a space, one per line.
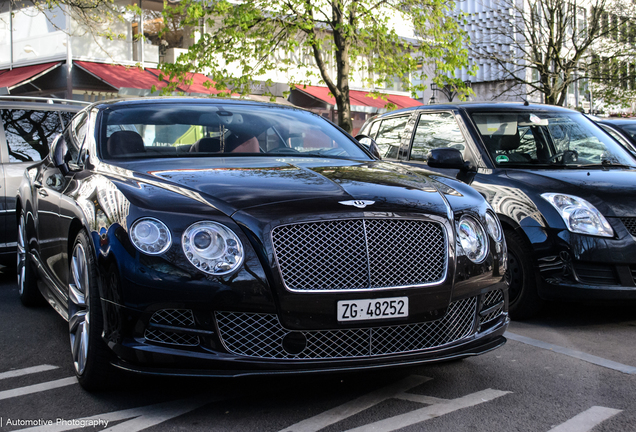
75, 61, 169, 91
146, 69, 230, 95
295, 85, 422, 110
0, 62, 62, 91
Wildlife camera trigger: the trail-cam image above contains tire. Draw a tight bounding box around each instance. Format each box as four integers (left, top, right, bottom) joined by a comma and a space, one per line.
505, 230, 544, 320
17, 210, 43, 306
68, 230, 117, 390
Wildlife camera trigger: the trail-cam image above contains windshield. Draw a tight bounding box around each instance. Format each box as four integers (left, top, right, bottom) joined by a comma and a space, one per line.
100, 103, 370, 161
470, 111, 636, 168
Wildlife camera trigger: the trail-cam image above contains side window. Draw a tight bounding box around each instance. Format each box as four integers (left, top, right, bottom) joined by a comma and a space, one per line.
1, 108, 68, 163
374, 116, 409, 160
410, 112, 467, 161
367, 120, 381, 139
65, 113, 87, 163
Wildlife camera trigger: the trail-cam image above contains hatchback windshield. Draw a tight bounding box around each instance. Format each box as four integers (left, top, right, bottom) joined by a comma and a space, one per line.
100, 103, 370, 160
470, 111, 636, 168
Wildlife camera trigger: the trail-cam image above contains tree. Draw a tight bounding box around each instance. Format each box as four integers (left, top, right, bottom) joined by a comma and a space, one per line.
160, 0, 472, 133
467, 0, 636, 107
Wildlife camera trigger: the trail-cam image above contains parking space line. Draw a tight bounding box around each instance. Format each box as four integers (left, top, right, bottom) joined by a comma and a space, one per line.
0, 365, 59, 381
0, 377, 76, 401
395, 393, 449, 405
547, 406, 623, 432
344, 389, 511, 432
278, 375, 431, 432
506, 332, 636, 374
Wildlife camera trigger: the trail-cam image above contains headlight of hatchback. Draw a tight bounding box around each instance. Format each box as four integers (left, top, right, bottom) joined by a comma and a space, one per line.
457, 216, 489, 263
182, 221, 244, 275
541, 193, 613, 238
130, 218, 172, 255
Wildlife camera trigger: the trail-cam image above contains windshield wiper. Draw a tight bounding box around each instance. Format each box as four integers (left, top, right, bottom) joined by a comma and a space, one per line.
574, 162, 636, 169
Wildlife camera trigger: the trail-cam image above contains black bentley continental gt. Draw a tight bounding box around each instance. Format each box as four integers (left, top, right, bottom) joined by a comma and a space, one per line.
17, 98, 508, 390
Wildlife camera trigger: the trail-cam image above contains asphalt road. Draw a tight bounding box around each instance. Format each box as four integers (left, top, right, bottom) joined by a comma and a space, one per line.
0, 268, 635, 432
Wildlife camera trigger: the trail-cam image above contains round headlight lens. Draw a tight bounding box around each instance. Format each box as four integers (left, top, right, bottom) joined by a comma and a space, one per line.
485, 211, 503, 242
458, 216, 488, 263
182, 221, 244, 275
130, 218, 172, 255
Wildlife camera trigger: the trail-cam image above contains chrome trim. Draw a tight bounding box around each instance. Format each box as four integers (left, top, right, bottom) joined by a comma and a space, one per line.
271, 216, 449, 293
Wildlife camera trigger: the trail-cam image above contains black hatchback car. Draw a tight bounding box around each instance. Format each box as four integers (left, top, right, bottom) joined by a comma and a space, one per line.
360, 102, 636, 319
17, 98, 508, 389
0, 96, 86, 265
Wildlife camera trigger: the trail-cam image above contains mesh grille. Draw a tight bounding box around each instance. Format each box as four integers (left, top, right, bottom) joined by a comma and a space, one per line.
149, 309, 196, 327
272, 219, 447, 291
621, 217, 636, 237
144, 329, 200, 346
480, 290, 504, 324
216, 297, 477, 359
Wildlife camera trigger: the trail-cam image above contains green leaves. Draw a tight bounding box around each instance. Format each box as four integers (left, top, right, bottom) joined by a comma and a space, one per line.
159, 0, 469, 131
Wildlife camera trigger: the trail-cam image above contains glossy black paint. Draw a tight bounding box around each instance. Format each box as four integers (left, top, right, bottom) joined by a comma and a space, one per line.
17, 98, 508, 376
362, 102, 636, 303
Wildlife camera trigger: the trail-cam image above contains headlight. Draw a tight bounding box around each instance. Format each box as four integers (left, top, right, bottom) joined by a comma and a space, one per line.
457, 216, 489, 263
130, 218, 172, 255
182, 221, 244, 275
485, 211, 503, 242
541, 193, 613, 238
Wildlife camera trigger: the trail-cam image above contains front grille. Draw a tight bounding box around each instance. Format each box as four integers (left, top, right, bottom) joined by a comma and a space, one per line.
215, 296, 477, 359
149, 309, 195, 327
144, 329, 200, 346
272, 219, 447, 291
144, 309, 200, 347
620, 217, 636, 236
573, 263, 618, 286
480, 290, 504, 324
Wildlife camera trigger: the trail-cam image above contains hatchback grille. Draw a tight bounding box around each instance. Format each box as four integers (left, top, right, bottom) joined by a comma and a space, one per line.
215, 296, 477, 360
271, 219, 447, 291
573, 263, 618, 286
620, 217, 636, 237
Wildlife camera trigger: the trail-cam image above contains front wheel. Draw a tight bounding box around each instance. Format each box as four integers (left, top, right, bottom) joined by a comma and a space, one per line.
17, 210, 42, 306
68, 230, 116, 390
505, 230, 544, 320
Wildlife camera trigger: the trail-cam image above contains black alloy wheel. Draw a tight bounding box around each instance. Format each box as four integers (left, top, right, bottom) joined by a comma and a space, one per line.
504, 230, 544, 320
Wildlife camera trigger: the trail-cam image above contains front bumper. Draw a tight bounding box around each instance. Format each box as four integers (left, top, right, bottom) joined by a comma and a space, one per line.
101, 287, 509, 376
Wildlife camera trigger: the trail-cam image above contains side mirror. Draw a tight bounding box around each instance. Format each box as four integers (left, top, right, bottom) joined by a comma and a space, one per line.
427, 147, 473, 171
50, 134, 70, 176
355, 134, 382, 159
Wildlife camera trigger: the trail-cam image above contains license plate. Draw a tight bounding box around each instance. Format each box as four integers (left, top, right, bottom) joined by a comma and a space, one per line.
337, 297, 409, 322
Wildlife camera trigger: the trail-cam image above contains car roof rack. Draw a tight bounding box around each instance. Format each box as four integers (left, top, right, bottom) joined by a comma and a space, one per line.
0, 95, 91, 106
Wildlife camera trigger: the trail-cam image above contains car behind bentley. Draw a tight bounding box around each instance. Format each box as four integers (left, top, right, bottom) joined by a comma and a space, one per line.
17, 98, 508, 390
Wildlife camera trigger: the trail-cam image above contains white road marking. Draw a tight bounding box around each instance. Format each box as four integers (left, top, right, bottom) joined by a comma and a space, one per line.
17, 396, 228, 432
395, 393, 449, 405
278, 375, 431, 432
547, 406, 623, 432
0, 377, 76, 401
0, 365, 59, 381
506, 332, 636, 374
345, 388, 510, 432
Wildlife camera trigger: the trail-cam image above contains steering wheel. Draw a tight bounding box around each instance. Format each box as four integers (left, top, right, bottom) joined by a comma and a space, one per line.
548, 149, 578, 164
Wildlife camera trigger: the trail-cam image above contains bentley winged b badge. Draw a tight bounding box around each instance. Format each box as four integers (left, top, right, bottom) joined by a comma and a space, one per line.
339, 200, 375, 208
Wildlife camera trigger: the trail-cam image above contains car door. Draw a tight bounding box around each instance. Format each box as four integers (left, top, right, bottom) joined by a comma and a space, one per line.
368, 115, 412, 161
36, 112, 86, 289
0, 106, 74, 258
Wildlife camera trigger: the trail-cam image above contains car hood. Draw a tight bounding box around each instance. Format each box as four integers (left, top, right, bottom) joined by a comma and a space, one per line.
506, 167, 636, 217
111, 157, 452, 217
